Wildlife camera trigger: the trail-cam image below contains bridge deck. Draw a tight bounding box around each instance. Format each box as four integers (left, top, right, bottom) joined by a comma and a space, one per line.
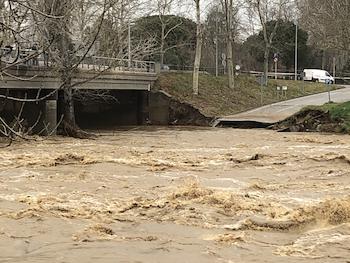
1, 53, 157, 91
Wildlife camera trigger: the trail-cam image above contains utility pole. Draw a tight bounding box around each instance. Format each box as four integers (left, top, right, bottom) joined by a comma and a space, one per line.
294, 19, 298, 81
215, 14, 219, 77
274, 59, 278, 79
333, 56, 336, 82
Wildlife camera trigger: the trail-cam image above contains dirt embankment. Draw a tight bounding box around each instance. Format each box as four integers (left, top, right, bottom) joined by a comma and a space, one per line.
271, 108, 347, 133
167, 94, 213, 126
153, 73, 338, 127
150, 90, 213, 126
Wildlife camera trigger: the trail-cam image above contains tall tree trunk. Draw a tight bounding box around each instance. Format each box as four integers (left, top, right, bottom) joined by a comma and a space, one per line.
41, 0, 95, 138
225, 0, 234, 89
160, 23, 165, 67
193, 0, 202, 95
263, 46, 270, 86
62, 74, 75, 126
227, 38, 234, 89
59, 22, 76, 127
255, 1, 281, 86
60, 65, 90, 138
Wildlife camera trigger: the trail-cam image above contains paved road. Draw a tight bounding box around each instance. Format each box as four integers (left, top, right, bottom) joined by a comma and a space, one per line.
215, 85, 350, 126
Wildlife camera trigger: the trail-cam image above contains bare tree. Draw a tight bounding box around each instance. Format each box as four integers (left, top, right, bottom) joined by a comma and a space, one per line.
1, 0, 113, 138
246, 0, 284, 86
0, 0, 48, 72
151, 0, 183, 67
2, 0, 156, 132
298, 0, 350, 72
34, 0, 155, 137
299, 0, 350, 52
221, 0, 236, 89
1, 0, 156, 139
0, 0, 65, 142
36, 0, 94, 137
192, 0, 203, 95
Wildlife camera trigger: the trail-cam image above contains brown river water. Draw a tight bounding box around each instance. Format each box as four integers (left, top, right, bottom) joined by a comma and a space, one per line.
0, 127, 350, 263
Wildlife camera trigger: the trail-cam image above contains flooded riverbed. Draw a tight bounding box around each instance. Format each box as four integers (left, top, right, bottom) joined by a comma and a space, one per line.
0, 127, 349, 262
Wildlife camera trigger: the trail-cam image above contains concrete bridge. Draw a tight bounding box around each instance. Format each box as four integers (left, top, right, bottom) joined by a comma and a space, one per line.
0, 51, 160, 133
1, 54, 158, 91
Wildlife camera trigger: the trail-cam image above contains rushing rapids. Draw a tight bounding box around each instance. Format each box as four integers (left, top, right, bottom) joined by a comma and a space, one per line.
0, 127, 349, 262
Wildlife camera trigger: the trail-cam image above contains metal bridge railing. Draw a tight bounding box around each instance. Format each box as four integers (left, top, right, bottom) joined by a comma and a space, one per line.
77, 56, 156, 73
0, 48, 155, 74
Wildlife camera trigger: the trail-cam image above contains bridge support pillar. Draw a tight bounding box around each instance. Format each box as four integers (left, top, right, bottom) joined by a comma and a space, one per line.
43, 92, 58, 135
149, 91, 170, 125
137, 91, 149, 125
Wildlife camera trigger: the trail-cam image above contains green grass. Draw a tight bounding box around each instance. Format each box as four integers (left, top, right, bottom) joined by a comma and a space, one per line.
309, 102, 350, 132
154, 72, 339, 117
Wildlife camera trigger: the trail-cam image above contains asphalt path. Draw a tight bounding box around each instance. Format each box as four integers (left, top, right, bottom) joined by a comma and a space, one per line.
216, 85, 350, 125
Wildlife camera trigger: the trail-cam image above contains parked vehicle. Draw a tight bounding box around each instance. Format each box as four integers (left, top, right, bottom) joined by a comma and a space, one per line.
303, 69, 334, 84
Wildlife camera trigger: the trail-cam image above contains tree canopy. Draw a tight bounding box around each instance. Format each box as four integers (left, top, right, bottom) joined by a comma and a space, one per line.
243, 20, 309, 70
133, 15, 196, 67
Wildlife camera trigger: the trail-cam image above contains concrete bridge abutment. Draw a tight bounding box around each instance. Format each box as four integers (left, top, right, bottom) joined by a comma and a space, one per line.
42, 91, 58, 135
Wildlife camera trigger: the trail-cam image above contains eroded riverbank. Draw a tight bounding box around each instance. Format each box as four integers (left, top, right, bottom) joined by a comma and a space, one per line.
0, 127, 349, 262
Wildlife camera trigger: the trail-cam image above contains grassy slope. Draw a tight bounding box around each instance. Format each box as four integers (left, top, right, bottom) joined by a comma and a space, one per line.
309, 102, 350, 131
154, 72, 339, 117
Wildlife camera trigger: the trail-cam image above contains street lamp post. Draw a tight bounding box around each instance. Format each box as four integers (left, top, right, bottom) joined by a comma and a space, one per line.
128, 22, 131, 68
215, 31, 218, 76
215, 37, 218, 77
294, 19, 298, 81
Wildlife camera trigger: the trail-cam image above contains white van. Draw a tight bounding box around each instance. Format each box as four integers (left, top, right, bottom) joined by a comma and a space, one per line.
303, 69, 334, 84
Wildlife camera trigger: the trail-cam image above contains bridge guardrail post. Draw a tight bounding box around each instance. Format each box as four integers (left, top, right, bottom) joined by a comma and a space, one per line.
155, 63, 161, 74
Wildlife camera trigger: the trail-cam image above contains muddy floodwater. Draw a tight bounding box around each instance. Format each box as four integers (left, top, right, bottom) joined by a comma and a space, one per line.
0, 127, 350, 262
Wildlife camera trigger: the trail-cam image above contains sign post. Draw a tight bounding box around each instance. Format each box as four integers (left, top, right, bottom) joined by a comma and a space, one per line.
235, 65, 240, 76
333, 56, 336, 83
